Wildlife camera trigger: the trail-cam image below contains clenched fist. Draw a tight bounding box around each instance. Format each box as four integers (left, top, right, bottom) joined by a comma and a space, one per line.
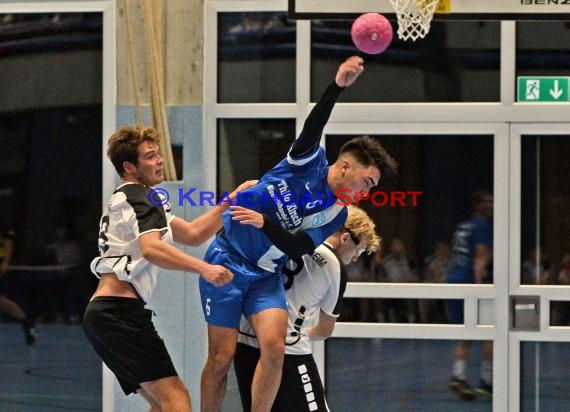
201, 264, 234, 286
335, 56, 364, 88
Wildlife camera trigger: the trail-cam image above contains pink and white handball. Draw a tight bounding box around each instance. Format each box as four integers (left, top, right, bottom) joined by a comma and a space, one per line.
351, 13, 393, 55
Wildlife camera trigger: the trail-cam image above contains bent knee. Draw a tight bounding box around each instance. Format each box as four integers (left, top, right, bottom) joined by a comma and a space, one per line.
143, 376, 190, 404
172, 384, 190, 401
207, 350, 235, 372
159, 383, 190, 408
259, 339, 285, 363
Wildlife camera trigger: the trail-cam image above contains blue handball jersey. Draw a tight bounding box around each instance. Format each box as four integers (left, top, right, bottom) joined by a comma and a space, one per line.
447, 217, 492, 283
222, 146, 347, 274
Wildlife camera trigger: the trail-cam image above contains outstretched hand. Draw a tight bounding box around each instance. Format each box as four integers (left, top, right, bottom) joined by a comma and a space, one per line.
335, 56, 364, 88
229, 206, 264, 228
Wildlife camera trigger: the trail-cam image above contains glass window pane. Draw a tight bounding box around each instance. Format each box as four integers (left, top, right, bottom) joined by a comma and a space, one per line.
340, 297, 454, 324
217, 119, 295, 193
550, 301, 570, 327
326, 338, 492, 410
311, 20, 500, 102
325, 134, 494, 288
521, 135, 570, 286
516, 22, 570, 77
218, 12, 295, 103
521, 342, 570, 411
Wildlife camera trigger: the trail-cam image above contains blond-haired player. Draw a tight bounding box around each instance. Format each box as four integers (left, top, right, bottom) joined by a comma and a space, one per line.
233, 205, 380, 411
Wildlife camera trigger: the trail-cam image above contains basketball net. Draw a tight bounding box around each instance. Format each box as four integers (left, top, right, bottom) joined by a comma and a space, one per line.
389, 0, 440, 41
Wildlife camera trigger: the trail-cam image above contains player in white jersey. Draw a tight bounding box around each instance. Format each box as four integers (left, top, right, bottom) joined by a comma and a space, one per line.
233, 205, 380, 411
199, 56, 398, 412
82, 125, 255, 412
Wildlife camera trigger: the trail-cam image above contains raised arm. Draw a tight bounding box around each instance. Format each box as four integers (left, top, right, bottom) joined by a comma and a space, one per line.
289, 56, 364, 159
172, 179, 258, 246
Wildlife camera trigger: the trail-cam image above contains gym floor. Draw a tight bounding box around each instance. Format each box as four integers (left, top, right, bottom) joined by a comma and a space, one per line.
2, 323, 569, 411
0, 323, 99, 412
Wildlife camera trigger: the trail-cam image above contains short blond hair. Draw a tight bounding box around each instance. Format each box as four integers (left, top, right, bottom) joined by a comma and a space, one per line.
343, 205, 380, 254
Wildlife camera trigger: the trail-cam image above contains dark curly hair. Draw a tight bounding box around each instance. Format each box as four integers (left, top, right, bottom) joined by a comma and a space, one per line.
338, 136, 398, 177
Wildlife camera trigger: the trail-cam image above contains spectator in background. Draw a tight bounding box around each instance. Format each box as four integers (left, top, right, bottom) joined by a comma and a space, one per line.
341, 255, 373, 322
0, 228, 37, 344
382, 237, 418, 323
419, 241, 451, 323
521, 247, 551, 285
553, 254, 570, 325
45, 224, 84, 323
368, 251, 387, 322
557, 254, 570, 285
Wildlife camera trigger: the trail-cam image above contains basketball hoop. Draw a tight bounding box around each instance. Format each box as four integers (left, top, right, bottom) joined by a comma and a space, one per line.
389, 0, 440, 41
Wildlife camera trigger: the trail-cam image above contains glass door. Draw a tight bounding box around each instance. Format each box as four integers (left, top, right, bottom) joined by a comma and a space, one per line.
315, 122, 509, 411
509, 124, 570, 411
311, 123, 570, 412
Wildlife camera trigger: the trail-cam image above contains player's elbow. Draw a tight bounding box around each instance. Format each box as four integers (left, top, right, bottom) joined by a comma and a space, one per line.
139, 237, 164, 263
173, 225, 206, 247
182, 232, 204, 247
312, 323, 335, 340
140, 245, 158, 262
321, 326, 335, 339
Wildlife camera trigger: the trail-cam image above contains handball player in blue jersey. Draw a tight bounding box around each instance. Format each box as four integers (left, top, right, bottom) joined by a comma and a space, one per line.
446, 191, 493, 401
199, 56, 398, 412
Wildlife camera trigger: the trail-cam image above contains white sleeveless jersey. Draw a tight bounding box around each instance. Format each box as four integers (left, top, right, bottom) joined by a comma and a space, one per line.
90, 182, 175, 302
238, 242, 347, 355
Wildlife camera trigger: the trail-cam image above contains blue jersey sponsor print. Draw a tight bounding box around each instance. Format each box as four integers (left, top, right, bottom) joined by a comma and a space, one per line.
222, 146, 347, 274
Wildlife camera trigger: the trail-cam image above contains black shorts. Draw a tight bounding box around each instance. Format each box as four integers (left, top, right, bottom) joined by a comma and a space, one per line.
234, 342, 329, 412
82, 296, 178, 395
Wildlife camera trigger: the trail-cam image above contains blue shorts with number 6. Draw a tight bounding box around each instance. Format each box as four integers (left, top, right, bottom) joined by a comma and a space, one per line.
199, 236, 288, 329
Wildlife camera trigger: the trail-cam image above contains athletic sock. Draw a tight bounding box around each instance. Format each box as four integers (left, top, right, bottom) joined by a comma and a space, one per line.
480, 360, 492, 385
452, 359, 467, 381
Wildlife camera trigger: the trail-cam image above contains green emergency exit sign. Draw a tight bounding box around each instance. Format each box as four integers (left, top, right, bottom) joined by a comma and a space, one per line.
518, 77, 570, 102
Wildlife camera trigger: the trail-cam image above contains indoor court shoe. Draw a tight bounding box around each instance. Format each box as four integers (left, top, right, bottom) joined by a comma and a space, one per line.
476, 380, 493, 399
449, 378, 476, 401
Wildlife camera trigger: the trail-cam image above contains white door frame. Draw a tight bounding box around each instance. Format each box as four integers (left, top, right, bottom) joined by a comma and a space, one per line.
0, 2, 116, 411
314, 122, 570, 411
313, 120, 510, 411
508, 123, 570, 411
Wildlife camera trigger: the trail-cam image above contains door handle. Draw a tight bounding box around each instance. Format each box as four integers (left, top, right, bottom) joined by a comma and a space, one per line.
510, 295, 540, 331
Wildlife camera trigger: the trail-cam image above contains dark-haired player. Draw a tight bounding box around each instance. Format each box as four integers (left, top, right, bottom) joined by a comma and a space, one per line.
199, 56, 398, 412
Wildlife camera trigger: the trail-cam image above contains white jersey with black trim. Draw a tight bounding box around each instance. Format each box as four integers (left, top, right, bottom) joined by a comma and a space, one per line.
90, 182, 175, 303
238, 242, 347, 355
